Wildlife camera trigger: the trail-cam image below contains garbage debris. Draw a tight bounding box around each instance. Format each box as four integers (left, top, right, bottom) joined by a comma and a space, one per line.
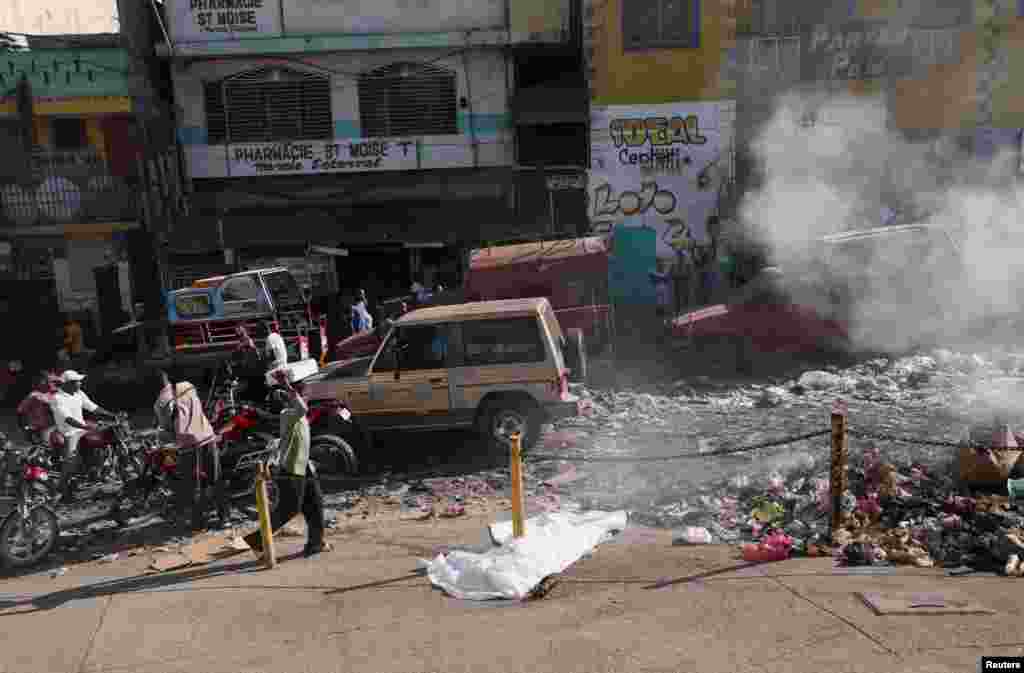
96, 553, 119, 564
149, 553, 192, 573
426, 510, 627, 600
672, 526, 712, 545
741, 531, 794, 563
50, 566, 67, 578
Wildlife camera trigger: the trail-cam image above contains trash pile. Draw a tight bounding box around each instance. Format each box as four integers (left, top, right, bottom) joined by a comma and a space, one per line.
657, 434, 1024, 573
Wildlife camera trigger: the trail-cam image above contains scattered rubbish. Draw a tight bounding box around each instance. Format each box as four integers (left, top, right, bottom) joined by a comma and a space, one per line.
440, 504, 466, 518
224, 537, 251, 552
672, 526, 712, 545
542, 465, 585, 488
741, 531, 794, 563
96, 553, 119, 564
50, 566, 67, 578
858, 591, 994, 616
427, 510, 627, 600
279, 521, 306, 538
149, 553, 192, 573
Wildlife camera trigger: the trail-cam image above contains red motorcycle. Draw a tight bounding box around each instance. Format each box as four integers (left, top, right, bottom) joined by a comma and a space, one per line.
0, 438, 60, 568
208, 368, 360, 476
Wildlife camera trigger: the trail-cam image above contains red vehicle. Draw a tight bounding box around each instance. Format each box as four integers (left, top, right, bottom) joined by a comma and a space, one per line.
463, 237, 614, 355
333, 324, 388, 363
670, 267, 850, 355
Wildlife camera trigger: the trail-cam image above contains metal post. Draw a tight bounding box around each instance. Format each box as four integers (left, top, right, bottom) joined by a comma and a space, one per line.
830, 400, 849, 544
254, 462, 277, 569
509, 432, 525, 538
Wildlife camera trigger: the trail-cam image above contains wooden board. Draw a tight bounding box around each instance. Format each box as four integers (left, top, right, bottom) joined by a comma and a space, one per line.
858, 592, 995, 616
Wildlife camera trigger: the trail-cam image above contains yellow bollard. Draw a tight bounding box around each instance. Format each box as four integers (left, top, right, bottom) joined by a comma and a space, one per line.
254, 462, 277, 569
510, 432, 526, 538
829, 400, 849, 545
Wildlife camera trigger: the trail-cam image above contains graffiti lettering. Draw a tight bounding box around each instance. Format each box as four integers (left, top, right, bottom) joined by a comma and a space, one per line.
591, 182, 677, 218
609, 115, 707, 150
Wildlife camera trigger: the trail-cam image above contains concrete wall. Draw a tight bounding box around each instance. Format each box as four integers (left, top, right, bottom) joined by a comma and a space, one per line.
173, 48, 512, 177
283, 0, 505, 34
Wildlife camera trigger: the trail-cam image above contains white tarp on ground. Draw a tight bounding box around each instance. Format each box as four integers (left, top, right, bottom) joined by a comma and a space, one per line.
424, 510, 628, 601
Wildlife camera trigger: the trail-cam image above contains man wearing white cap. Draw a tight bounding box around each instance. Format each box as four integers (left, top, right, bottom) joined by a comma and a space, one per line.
52, 370, 117, 501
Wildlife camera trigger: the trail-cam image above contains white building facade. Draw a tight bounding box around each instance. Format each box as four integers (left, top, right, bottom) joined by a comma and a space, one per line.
156, 0, 584, 299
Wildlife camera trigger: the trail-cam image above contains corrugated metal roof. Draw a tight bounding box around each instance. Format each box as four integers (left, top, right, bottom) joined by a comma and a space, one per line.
396, 297, 550, 325
469, 236, 607, 270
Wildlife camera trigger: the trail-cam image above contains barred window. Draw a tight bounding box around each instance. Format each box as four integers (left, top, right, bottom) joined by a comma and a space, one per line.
204, 67, 332, 145
622, 0, 699, 50
358, 62, 458, 138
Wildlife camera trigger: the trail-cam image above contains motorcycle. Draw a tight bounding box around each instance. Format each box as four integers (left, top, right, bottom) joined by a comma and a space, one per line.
207, 365, 360, 476
126, 418, 282, 531
19, 411, 146, 502
0, 435, 60, 568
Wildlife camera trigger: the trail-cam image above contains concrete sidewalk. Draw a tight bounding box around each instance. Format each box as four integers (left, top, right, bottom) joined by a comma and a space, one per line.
1, 513, 1022, 673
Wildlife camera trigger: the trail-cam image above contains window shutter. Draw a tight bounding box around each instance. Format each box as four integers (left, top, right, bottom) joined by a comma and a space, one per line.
208, 68, 332, 145
358, 62, 458, 138
204, 81, 226, 144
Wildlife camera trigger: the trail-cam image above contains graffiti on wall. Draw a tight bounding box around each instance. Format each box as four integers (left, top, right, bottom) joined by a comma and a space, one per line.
591, 181, 678, 218
604, 114, 709, 171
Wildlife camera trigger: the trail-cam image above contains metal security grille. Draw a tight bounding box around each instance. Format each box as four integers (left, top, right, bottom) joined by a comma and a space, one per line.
204, 67, 333, 145
358, 62, 458, 138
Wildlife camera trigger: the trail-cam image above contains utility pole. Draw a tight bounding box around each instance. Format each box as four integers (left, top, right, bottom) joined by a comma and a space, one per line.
116, 0, 171, 353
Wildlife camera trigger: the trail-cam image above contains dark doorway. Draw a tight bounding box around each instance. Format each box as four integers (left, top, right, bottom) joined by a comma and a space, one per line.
336, 244, 410, 307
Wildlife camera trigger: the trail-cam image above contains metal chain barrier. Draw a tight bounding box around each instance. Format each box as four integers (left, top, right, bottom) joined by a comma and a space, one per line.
527, 428, 833, 464
848, 428, 1020, 452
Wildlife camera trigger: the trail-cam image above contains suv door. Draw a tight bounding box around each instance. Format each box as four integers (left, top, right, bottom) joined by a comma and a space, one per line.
364, 323, 452, 430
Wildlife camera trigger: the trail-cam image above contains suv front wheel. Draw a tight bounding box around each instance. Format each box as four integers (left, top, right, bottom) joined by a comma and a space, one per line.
479, 398, 542, 450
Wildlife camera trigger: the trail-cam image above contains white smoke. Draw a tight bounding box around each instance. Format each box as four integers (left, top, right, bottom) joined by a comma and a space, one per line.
739, 91, 1024, 357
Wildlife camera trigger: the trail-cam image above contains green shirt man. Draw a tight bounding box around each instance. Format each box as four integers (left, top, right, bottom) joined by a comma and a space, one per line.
278, 387, 310, 477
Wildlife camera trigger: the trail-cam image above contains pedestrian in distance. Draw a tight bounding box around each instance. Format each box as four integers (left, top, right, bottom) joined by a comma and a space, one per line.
351, 289, 373, 335
244, 369, 332, 559
264, 320, 288, 372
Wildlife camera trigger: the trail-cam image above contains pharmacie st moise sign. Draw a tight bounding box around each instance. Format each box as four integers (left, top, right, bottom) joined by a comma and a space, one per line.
173, 0, 283, 41
224, 138, 417, 177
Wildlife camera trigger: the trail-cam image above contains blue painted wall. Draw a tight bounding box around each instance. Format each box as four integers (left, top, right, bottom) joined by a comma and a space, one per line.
608, 225, 657, 306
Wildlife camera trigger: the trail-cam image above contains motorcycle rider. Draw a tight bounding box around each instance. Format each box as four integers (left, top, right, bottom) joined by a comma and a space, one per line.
51, 370, 118, 502
16, 371, 59, 445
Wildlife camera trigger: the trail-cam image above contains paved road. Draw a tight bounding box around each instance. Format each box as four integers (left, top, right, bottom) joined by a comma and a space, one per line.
0, 513, 1018, 673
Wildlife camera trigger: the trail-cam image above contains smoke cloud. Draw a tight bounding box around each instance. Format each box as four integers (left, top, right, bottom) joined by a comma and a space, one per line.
739, 91, 1024, 357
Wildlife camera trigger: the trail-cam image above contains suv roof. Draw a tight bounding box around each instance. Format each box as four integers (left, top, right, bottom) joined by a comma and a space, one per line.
395, 297, 552, 326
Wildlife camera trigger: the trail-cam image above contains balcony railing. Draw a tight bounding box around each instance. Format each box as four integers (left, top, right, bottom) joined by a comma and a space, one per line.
0, 151, 140, 227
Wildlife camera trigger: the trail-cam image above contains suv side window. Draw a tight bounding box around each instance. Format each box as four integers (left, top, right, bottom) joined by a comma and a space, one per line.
463, 317, 545, 366
380, 324, 449, 372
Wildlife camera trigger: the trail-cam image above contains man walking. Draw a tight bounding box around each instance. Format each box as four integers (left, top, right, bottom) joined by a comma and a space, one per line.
244, 370, 331, 558
51, 370, 118, 501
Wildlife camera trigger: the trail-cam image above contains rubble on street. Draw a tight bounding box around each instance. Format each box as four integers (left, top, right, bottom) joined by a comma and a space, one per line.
8, 345, 1024, 580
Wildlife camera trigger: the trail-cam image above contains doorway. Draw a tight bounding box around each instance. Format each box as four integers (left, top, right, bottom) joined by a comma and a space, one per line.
336, 244, 410, 305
